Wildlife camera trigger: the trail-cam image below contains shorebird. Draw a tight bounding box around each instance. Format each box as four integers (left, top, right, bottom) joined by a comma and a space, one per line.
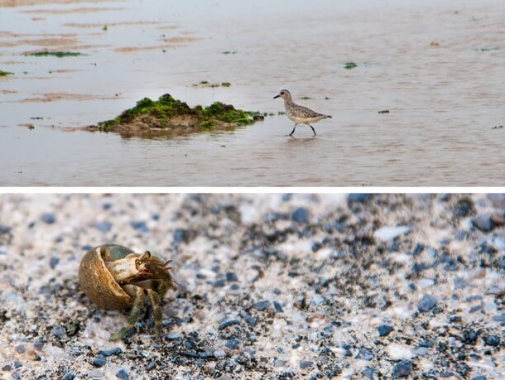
273, 89, 332, 136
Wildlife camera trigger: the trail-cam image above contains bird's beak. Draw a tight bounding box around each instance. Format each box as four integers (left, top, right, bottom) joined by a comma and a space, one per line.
273, 94, 280, 99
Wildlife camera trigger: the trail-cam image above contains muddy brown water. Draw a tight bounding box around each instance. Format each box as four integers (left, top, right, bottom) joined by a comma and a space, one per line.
1, 0, 504, 186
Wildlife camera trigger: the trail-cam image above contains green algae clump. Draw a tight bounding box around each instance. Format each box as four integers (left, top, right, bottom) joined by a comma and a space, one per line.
94, 93, 258, 137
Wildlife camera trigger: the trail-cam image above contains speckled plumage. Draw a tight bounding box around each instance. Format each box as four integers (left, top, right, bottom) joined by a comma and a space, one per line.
273, 89, 331, 136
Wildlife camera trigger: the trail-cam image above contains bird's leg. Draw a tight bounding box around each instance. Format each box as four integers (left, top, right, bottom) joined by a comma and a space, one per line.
288, 125, 297, 136
308, 124, 316, 136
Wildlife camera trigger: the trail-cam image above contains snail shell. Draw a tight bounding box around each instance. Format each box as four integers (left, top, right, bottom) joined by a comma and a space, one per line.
79, 244, 137, 310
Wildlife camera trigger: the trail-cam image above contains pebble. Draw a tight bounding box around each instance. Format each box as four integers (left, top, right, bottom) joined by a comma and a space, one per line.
130, 221, 149, 233
225, 339, 241, 349
40, 212, 56, 224
453, 197, 475, 217
299, 361, 313, 369
218, 319, 240, 331
0, 225, 11, 234
91, 355, 106, 368
49, 257, 59, 269
355, 347, 374, 361
374, 226, 410, 242
98, 347, 123, 357
51, 324, 66, 337
252, 300, 271, 311
60, 374, 75, 380
347, 194, 372, 203
454, 230, 468, 241
490, 212, 505, 226
483, 335, 500, 347
471, 215, 493, 232
15, 344, 25, 354
291, 208, 309, 224
214, 350, 226, 359
146, 362, 156, 371
362, 367, 379, 379
378, 324, 394, 337
391, 360, 413, 378
492, 313, 505, 322
94, 221, 112, 233
116, 369, 130, 380
472, 376, 487, 380
226, 272, 238, 282
387, 343, 413, 360
310, 295, 325, 307
173, 229, 188, 245
418, 295, 437, 312
273, 301, 283, 313
13, 361, 22, 368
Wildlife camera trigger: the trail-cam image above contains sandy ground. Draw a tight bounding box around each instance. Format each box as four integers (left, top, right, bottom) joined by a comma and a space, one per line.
0, 193, 504, 379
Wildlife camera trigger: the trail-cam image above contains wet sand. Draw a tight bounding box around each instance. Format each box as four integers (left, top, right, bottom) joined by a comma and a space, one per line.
1, 0, 504, 186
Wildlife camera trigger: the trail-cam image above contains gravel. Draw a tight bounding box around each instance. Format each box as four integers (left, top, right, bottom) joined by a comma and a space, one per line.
0, 194, 504, 379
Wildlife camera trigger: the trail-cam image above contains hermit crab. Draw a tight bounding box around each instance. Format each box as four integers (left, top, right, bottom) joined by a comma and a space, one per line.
79, 244, 176, 340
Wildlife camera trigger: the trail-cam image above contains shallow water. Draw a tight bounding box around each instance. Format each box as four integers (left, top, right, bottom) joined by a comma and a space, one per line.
1, 0, 504, 186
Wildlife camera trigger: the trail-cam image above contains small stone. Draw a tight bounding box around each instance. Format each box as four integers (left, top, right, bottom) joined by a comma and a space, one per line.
146, 362, 156, 371
98, 347, 123, 357
471, 215, 493, 232
61, 374, 75, 380
40, 213, 56, 224
299, 361, 313, 369
362, 368, 379, 380
252, 300, 271, 311
418, 295, 437, 312
309, 295, 325, 307
374, 226, 410, 242
49, 257, 59, 269
453, 197, 475, 217
240, 310, 257, 327
483, 335, 500, 347
116, 369, 130, 380
347, 194, 372, 203
311, 242, 322, 252
454, 230, 467, 241
94, 221, 112, 233
13, 361, 22, 368
378, 324, 394, 337
130, 221, 149, 233
91, 355, 106, 368
0, 225, 12, 234
15, 344, 25, 354
291, 208, 309, 224
355, 348, 374, 361
214, 350, 226, 359
492, 313, 505, 322
33, 341, 44, 350
273, 301, 283, 313
213, 279, 226, 287
225, 339, 241, 349
490, 212, 505, 226
226, 272, 238, 282
391, 361, 412, 378
2, 364, 12, 371
51, 324, 66, 337
218, 319, 240, 331
472, 376, 487, 380
173, 229, 188, 245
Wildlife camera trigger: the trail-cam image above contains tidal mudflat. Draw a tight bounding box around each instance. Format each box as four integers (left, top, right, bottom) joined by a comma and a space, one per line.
1, 0, 504, 186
